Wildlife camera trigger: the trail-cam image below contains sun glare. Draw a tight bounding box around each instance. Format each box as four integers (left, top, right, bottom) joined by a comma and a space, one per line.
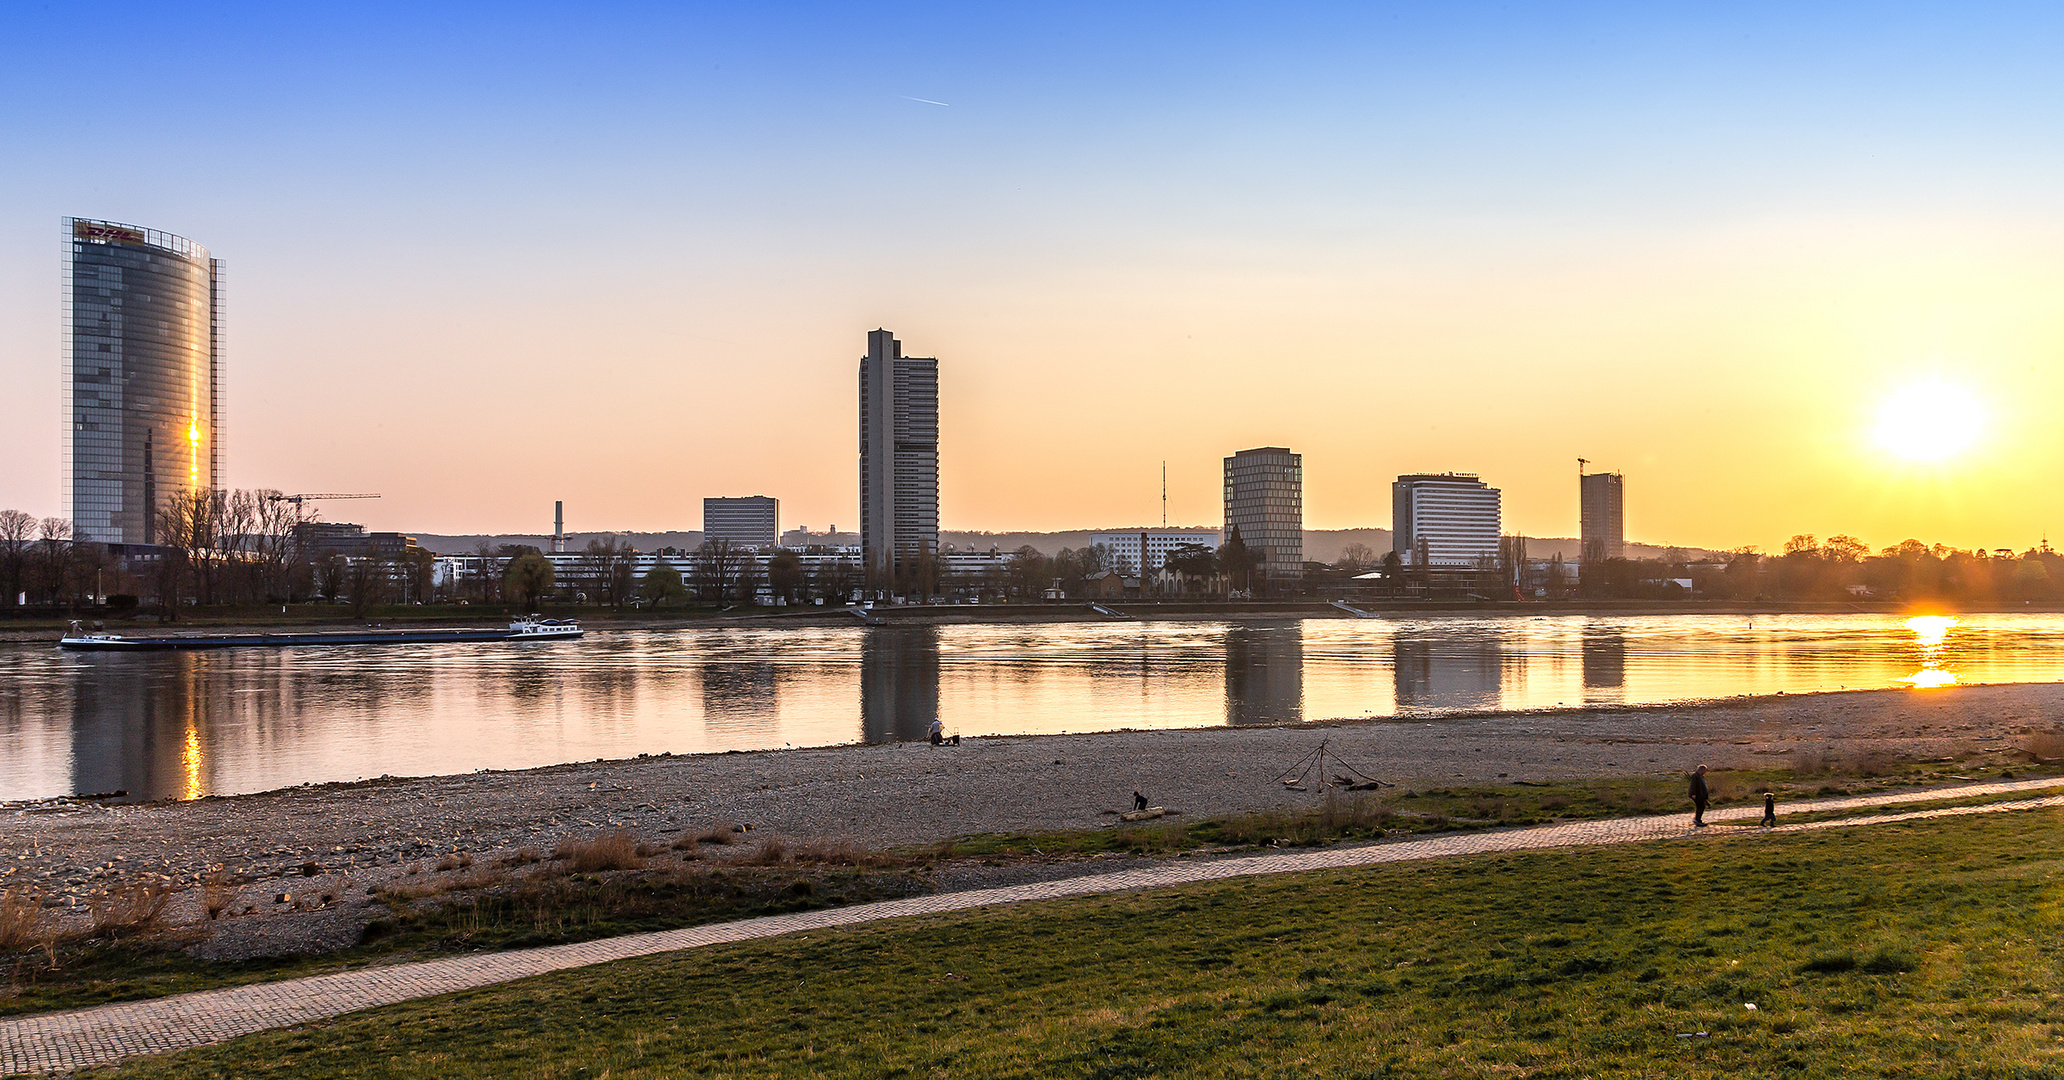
1872, 381, 1985, 463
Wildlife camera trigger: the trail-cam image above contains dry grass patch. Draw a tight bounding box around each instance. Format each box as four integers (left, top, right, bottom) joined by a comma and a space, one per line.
745, 837, 789, 866
788, 840, 905, 868
0, 889, 49, 953
554, 832, 644, 873
201, 869, 239, 921
88, 880, 173, 939
695, 825, 741, 846
2017, 729, 2064, 763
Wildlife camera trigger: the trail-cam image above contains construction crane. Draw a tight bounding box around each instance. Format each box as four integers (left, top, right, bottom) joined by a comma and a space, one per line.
266, 492, 381, 507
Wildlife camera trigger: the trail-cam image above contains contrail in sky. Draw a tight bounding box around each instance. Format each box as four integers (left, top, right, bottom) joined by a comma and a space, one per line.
902, 95, 950, 106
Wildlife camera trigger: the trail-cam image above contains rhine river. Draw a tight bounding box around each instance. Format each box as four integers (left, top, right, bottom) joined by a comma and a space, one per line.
3, 612, 2062, 803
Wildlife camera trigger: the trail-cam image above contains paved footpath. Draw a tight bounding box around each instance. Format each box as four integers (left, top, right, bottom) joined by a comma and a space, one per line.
6, 776, 2064, 1077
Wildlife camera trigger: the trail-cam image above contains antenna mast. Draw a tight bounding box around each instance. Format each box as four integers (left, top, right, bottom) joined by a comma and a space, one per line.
1161, 461, 1167, 528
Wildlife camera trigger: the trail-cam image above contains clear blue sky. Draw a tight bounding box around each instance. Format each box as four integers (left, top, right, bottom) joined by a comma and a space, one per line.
4, 3, 2062, 547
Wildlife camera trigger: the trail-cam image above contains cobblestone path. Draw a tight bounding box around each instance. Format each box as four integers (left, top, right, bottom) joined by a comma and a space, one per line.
6, 775, 2062, 1076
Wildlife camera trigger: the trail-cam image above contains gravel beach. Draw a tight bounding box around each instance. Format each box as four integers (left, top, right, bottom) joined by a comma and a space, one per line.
6, 681, 2060, 959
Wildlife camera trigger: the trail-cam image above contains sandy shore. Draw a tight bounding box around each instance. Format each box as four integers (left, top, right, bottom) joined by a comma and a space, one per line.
5, 681, 2061, 958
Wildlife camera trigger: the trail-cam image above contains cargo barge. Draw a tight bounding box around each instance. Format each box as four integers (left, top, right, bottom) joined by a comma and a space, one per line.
58, 615, 582, 651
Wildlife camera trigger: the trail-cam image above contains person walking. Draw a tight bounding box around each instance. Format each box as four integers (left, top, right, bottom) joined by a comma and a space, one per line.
1689, 765, 1711, 828
1761, 791, 1776, 827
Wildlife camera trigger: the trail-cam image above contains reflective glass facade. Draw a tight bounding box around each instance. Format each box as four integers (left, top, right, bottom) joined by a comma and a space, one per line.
63, 218, 221, 544
1223, 447, 1303, 586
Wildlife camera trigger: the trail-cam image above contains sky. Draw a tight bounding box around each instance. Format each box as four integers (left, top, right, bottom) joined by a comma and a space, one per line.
3, 1, 2062, 552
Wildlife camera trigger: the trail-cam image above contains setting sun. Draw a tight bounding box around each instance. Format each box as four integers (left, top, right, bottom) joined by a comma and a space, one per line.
1872, 380, 1986, 463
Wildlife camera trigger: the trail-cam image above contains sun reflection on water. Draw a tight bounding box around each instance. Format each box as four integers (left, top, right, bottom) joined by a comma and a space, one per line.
181, 724, 202, 800
1897, 615, 1960, 688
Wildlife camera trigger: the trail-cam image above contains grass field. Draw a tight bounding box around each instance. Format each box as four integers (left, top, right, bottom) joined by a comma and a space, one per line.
68, 804, 2064, 1079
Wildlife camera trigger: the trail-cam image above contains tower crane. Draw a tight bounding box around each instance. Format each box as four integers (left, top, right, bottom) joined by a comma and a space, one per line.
266, 493, 381, 507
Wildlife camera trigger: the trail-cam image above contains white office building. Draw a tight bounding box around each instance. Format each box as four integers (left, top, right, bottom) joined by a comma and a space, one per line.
1089, 531, 1217, 575
1392, 474, 1502, 567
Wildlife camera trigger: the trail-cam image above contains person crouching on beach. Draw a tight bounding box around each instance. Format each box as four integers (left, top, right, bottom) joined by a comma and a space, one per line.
1689, 765, 1711, 827
928, 718, 945, 745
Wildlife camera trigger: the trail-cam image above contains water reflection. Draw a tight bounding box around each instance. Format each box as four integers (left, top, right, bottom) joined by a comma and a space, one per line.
1394, 629, 1504, 712
1224, 624, 1303, 725
8, 613, 2064, 803
862, 627, 940, 742
1897, 615, 1961, 688
1582, 626, 1627, 702
69, 656, 205, 798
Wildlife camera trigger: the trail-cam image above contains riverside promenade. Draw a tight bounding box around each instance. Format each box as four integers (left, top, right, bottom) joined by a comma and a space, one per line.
5, 775, 2063, 1076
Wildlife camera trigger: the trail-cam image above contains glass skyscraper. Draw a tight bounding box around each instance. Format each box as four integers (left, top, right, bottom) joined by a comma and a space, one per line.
1223, 446, 1303, 591
62, 218, 222, 545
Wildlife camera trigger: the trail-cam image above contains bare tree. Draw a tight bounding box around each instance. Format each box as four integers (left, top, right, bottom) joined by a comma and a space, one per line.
316, 553, 348, 603
345, 554, 391, 618
472, 542, 506, 603
693, 539, 746, 603
584, 536, 637, 610
34, 518, 73, 607
153, 488, 226, 607
0, 509, 35, 606
813, 556, 859, 604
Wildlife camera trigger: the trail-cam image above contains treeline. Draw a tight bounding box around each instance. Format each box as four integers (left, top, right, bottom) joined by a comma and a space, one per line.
1581, 535, 2064, 603
0, 490, 438, 618
452, 539, 868, 611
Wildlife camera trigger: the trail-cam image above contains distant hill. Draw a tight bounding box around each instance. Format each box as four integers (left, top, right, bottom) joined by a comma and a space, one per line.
416, 527, 1717, 563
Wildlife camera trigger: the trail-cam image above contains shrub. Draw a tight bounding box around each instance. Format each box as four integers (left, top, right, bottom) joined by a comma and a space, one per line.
202, 869, 238, 921
502, 847, 544, 867
697, 826, 740, 846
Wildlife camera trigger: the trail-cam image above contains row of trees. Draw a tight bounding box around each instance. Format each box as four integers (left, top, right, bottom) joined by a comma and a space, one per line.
1668, 536, 2064, 603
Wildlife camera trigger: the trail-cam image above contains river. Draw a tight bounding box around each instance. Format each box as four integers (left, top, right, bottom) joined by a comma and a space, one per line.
3, 612, 2060, 802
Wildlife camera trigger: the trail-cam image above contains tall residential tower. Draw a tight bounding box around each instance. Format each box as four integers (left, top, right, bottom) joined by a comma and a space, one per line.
1580, 470, 1625, 562
858, 329, 939, 591
63, 218, 222, 545
1223, 447, 1303, 592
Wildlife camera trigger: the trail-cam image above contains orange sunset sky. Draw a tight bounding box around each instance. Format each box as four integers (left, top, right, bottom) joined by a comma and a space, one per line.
3, 5, 2061, 552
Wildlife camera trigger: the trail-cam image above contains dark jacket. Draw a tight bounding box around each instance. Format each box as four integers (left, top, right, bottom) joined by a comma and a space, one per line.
1689, 773, 1710, 805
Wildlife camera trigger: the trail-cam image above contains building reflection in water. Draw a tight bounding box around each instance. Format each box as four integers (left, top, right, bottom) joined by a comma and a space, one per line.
1581, 625, 1627, 702
861, 627, 940, 743
1393, 629, 1504, 712
1225, 623, 1303, 726
69, 654, 211, 800
699, 657, 782, 731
